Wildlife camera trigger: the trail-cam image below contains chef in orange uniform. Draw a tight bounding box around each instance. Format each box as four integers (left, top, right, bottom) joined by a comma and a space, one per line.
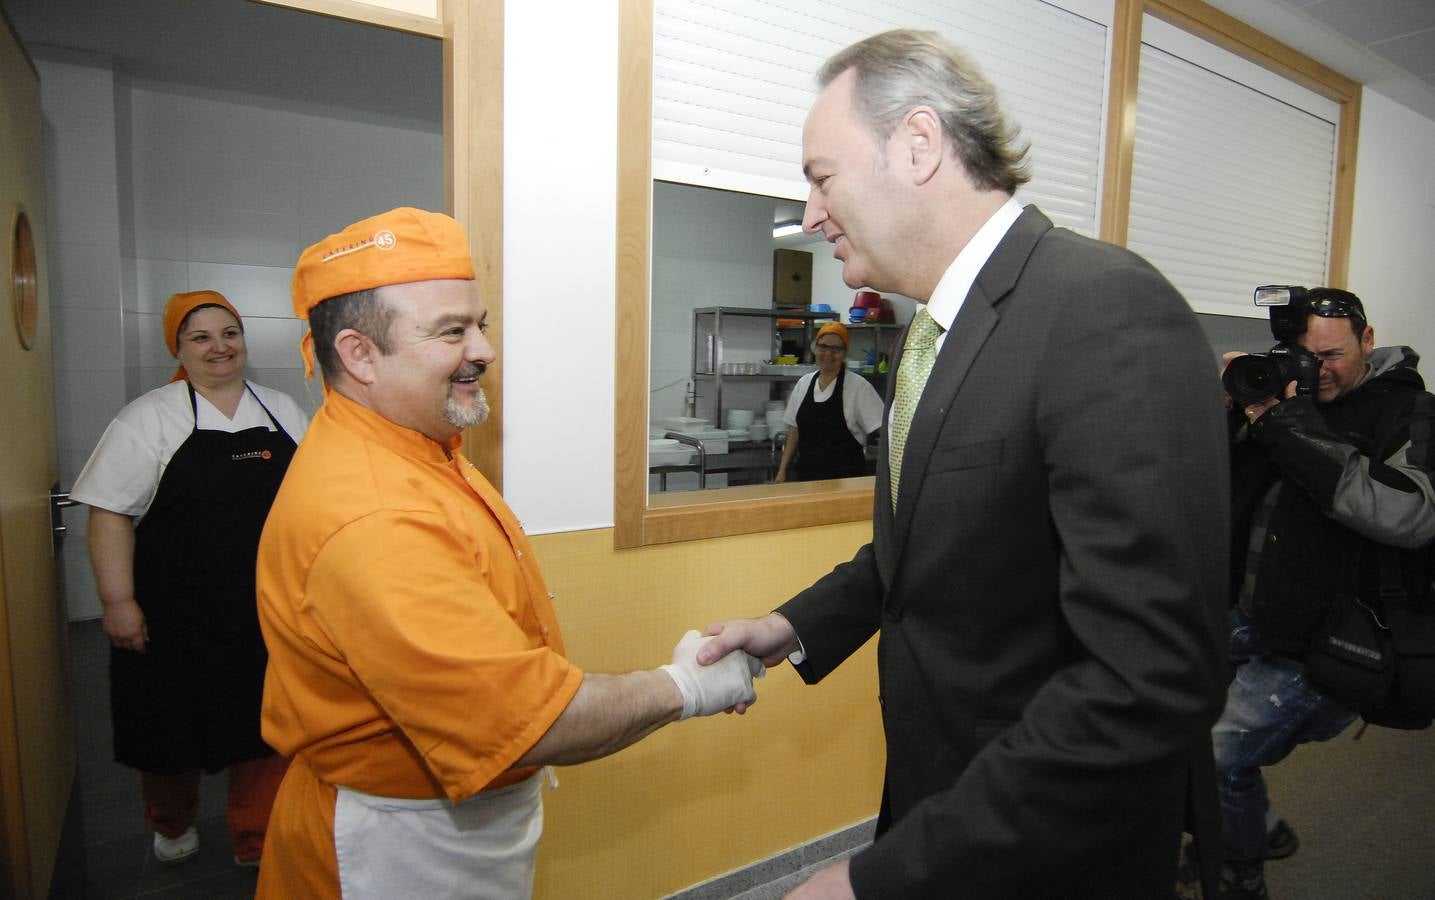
255, 208, 762, 899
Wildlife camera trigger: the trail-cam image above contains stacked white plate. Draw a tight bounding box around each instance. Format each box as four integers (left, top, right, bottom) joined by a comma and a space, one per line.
765, 408, 786, 436
658, 416, 709, 434
724, 408, 754, 430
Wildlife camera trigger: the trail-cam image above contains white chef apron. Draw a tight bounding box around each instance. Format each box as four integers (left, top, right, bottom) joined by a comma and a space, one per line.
334, 771, 544, 899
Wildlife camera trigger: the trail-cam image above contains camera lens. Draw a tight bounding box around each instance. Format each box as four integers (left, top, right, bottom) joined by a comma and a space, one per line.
1223, 355, 1282, 406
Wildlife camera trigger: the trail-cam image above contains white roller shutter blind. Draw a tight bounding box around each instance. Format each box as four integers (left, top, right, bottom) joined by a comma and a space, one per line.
1128, 16, 1339, 318
652, 0, 1112, 236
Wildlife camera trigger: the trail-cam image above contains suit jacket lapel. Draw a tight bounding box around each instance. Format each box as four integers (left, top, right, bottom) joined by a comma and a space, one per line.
888, 206, 1054, 555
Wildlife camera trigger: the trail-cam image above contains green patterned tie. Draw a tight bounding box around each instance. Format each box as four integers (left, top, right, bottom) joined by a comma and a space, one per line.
889, 307, 944, 510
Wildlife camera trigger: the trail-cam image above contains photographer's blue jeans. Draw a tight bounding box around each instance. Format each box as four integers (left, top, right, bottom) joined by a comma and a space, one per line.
1213, 610, 1357, 885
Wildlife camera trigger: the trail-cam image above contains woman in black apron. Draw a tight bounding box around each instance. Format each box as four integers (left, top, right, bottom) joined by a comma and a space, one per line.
78, 292, 302, 867
776, 321, 878, 482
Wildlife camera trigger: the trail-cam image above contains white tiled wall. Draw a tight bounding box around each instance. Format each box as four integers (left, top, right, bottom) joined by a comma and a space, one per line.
38, 51, 442, 620
651, 183, 788, 425
38, 56, 125, 622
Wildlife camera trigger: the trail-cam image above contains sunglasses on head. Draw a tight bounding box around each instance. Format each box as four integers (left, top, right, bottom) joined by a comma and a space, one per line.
1307, 295, 1365, 323
1256, 285, 1366, 340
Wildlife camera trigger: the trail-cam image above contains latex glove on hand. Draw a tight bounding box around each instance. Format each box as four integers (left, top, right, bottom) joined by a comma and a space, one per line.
661, 629, 765, 719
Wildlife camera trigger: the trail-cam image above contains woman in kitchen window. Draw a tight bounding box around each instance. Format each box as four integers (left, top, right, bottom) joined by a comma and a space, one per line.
775, 321, 884, 482
70, 290, 310, 868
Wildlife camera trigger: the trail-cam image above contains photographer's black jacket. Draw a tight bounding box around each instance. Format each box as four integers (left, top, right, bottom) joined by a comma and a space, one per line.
1231, 346, 1435, 655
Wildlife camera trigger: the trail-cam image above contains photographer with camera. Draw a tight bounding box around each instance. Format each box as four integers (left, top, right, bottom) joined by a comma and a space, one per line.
1193, 286, 1435, 899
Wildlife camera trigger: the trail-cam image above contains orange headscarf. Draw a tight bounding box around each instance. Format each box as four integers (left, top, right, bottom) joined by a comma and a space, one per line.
163, 290, 242, 382
291, 208, 475, 378
816, 321, 850, 349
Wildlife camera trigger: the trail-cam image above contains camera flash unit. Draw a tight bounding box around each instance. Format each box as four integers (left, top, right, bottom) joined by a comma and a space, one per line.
1255, 285, 1299, 307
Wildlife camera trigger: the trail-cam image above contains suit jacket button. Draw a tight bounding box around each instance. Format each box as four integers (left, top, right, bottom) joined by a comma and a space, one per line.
884, 604, 903, 621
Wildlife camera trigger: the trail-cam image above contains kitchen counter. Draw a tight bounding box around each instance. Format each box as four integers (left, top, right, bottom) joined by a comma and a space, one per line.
650, 436, 878, 492
649, 438, 780, 491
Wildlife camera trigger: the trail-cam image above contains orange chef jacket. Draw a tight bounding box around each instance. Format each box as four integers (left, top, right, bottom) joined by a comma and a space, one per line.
255, 389, 583, 899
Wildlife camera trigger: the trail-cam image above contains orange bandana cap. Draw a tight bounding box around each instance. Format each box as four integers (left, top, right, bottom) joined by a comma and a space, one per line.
163, 290, 242, 382
816, 321, 850, 348
291, 208, 476, 378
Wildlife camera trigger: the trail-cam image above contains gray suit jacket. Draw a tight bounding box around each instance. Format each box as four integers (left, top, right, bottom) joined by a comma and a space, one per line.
778, 206, 1230, 898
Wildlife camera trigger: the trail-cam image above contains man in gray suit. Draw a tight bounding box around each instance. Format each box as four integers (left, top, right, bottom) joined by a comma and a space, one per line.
699, 29, 1230, 899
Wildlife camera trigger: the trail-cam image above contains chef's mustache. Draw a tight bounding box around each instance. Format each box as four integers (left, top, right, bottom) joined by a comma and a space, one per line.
451, 362, 486, 382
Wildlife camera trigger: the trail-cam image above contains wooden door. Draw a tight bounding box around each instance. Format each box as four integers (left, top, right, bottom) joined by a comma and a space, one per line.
0, 14, 76, 900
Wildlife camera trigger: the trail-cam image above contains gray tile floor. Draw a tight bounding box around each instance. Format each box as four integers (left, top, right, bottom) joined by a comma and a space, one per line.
719, 847, 864, 900
663, 819, 874, 900
60, 619, 260, 900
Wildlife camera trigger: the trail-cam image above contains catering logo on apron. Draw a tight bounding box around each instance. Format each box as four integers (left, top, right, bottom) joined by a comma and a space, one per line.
231, 450, 274, 461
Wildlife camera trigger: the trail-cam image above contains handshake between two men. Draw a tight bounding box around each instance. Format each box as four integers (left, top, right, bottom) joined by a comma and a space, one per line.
662, 613, 809, 718
510, 620, 780, 774
661, 629, 766, 719
652, 611, 814, 718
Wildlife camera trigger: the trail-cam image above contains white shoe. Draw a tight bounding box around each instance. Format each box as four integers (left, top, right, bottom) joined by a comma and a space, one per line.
153, 826, 199, 865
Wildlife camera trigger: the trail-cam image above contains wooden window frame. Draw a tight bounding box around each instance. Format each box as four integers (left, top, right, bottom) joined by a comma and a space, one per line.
614, 0, 1361, 549
1102, 0, 1359, 282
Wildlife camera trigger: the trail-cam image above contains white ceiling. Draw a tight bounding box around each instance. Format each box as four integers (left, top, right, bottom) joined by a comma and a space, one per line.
1286, 0, 1435, 93
0, 0, 443, 128
1, 1, 1430, 134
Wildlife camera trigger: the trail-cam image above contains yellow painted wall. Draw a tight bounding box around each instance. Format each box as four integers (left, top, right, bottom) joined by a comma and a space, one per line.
529, 522, 884, 900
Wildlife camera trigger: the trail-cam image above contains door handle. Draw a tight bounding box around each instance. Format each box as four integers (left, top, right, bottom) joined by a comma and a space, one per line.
49, 482, 81, 557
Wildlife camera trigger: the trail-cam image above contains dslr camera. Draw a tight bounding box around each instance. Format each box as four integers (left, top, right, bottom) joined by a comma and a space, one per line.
1221, 285, 1323, 406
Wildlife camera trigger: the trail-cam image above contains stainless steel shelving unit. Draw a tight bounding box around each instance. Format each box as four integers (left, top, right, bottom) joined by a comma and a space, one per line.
689, 306, 903, 430
690, 306, 836, 429
646, 306, 901, 491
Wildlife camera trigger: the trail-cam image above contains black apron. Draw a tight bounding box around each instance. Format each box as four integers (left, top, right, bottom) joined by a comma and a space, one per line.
794, 369, 867, 481
112, 383, 296, 774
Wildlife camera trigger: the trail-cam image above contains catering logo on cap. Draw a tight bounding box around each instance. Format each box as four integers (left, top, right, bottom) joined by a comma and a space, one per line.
321, 229, 398, 264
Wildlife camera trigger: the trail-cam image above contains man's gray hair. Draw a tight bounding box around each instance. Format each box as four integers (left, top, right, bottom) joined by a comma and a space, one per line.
307, 287, 398, 382
819, 29, 1031, 194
